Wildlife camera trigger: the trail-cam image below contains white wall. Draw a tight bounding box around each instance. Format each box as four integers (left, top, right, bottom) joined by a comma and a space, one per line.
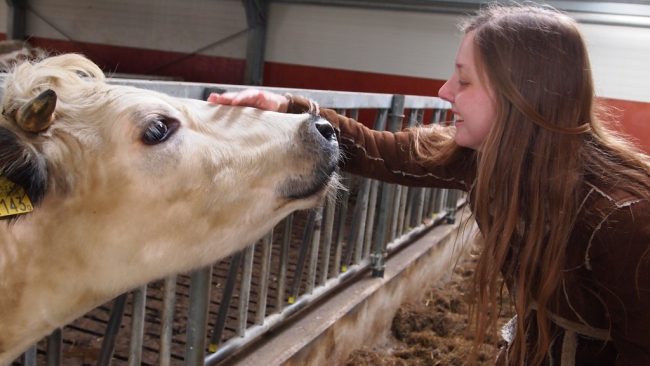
580, 23, 650, 103
266, 4, 463, 81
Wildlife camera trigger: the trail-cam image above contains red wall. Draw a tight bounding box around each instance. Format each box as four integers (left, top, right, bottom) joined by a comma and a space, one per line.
599, 98, 650, 153
264, 62, 446, 96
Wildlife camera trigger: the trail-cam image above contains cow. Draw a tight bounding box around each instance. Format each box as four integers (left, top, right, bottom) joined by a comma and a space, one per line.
0, 54, 339, 364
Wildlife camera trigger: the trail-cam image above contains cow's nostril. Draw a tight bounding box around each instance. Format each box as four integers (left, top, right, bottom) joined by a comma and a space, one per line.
315, 119, 335, 141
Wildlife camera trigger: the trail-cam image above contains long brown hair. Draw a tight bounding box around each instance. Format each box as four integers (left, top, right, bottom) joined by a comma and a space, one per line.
416, 4, 650, 365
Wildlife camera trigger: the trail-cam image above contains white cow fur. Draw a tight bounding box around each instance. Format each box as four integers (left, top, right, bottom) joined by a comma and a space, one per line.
0, 54, 339, 364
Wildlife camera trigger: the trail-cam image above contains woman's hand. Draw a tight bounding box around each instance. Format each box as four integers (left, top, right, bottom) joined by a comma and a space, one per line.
207, 89, 289, 113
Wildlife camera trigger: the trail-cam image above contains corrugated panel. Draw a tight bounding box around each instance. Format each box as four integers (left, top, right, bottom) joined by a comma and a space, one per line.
266, 3, 461, 81
25, 0, 248, 58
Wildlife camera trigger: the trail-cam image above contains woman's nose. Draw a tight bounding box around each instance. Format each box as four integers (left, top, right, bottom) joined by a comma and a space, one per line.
438, 80, 453, 103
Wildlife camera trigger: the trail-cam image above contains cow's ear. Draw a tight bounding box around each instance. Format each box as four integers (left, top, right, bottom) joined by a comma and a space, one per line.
0, 126, 48, 208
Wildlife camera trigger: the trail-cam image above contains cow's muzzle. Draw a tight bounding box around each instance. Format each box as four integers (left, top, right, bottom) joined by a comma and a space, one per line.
278, 116, 340, 200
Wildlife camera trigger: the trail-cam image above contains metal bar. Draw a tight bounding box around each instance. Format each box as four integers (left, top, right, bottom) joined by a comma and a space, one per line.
333, 180, 349, 273
350, 178, 371, 265
361, 182, 378, 260
319, 198, 336, 286
288, 210, 316, 303
402, 187, 417, 232
185, 267, 212, 366
96, 293, 128, 366
366, 105, 392, 277
238, 245, 255, 336
387, 95, 406, 242
345, 160, 381, 266
423, 187, 433, 217
338, 110, 357, 272
0, 75, 448, 110
424, 108, 447, 219
371, 181, 393, 277
342, 180, 361, 268
21, 345, 36, 366
306, 208, 323, 294
401, 108, 423, 233
360, 109, 388, 261
243, 0, 269, 85
373, 109, 389, 133
332, 108, 350, 276
5, 0, 27, 40
434, 188, 446, 215
159, 276, 177, 366
128, 286, 147, 366
106, 79, 398, 109
432, 108, 445, 125
46, 329, 62, 366
412, 187, 425, 227
256, 231, 274, 324
408, 108, 422, 127
276, 215, 293, 311
445, 189, 459, 224
395, 185, 408, 237
209, 252, 243, 352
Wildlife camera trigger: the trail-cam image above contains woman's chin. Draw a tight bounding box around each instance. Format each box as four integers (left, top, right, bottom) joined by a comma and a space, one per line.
453, 134, 480, 150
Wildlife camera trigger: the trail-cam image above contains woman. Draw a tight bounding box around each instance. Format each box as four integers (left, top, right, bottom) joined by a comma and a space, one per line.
209, 4, 650, 365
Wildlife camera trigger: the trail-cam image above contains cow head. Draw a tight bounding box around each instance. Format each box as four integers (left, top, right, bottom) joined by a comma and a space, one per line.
0, 54, 339, 362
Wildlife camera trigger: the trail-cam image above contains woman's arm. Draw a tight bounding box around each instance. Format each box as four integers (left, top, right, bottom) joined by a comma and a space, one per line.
587, 199, 650, 365
209, 90, 474, 191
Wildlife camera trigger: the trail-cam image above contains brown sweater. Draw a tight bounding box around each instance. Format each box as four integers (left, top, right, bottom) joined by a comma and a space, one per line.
287, 95, 650, 366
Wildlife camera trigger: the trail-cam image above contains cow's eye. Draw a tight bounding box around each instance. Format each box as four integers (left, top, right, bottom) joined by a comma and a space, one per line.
142, 117, 179, 145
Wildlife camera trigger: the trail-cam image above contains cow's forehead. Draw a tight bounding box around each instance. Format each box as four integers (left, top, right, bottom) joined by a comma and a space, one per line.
101, 85, 185, 120
108, 84, 177, 107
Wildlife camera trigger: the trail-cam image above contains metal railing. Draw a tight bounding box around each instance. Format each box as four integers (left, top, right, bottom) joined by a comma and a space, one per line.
9, 78, 460, 366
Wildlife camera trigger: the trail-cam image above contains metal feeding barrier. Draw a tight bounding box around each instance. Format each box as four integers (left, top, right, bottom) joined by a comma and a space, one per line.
8, 78, 461, 366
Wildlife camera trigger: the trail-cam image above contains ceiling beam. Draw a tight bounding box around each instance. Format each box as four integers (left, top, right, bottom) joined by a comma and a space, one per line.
5, 0, 28, 40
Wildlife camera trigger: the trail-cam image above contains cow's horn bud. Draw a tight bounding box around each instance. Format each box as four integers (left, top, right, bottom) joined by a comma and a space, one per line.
16, 89, 57, 133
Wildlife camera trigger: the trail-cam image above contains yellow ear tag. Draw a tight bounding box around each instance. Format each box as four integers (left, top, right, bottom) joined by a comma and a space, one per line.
0, 176, 34, 217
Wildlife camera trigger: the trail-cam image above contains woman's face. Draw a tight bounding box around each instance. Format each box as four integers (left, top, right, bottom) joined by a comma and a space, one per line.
438, 31, 496, 150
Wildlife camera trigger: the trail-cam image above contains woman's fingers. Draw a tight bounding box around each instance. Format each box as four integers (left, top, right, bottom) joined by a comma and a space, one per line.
208, 89, 288, 112
206, 92, 234, 104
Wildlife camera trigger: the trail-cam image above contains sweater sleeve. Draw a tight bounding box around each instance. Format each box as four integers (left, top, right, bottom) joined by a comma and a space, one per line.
286, 94, 475, 191
586, 199, 650, 365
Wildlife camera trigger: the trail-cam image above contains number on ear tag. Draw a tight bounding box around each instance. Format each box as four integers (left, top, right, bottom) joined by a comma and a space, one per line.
0, 176, 34, 217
